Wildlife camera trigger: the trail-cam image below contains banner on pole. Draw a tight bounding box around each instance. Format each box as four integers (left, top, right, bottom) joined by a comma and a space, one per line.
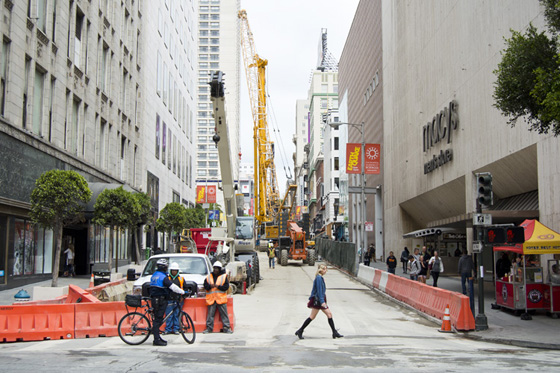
345, 143, 362, 174
364, 144, 381, 174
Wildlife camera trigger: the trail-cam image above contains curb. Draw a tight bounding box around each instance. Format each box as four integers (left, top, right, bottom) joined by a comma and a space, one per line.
332, 262, 560, 350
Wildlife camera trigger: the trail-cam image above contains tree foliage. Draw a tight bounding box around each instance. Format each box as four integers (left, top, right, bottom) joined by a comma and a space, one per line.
493, 0, 560, 136
156, 202, 189, 236
129, 192, 151, 264
186, 204, 206, 228
29, 169, 91, 287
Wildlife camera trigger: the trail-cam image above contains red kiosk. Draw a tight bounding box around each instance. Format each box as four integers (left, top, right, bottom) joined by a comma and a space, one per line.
494, 219, 560, 319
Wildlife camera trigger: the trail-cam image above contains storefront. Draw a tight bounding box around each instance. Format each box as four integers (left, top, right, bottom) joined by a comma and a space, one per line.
494, 219, 560, 319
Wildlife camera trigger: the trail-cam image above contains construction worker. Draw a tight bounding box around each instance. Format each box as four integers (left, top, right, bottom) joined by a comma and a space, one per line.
203, 261, 233, 334
149, 259, 185, 346
164, 262, 186, 334
268, 242, 276, 269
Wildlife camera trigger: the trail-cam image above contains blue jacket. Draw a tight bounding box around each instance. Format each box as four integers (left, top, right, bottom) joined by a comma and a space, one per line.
150, 270, 173, 297
309, 274, 326, 304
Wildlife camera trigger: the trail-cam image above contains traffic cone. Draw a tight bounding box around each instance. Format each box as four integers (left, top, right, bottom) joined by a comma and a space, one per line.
438, 304, 453, 333
88, 273, 94, 289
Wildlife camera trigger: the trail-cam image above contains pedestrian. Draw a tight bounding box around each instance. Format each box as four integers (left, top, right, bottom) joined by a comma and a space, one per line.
496, 252, 511, 280
268, 242, 276, 269
413, 247, 420, 261
458, 249, 474, 295
400, 247, 410, 273
419, 246, 431, 283
369, 244, 377, 263
149, 259, 185, 346
63, 244, 75, 277
295, 264, 343, 340
408, 255, 420, 281
386, 251, 397, 274
203, 261, 233, 334
428, 251, 444, 287
153, 247, 163, 256
164, 262, 187, 335
364, 247, 371, 267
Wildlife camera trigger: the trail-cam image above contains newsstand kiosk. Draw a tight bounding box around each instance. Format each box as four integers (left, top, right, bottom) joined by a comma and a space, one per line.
494, 219, 560, 320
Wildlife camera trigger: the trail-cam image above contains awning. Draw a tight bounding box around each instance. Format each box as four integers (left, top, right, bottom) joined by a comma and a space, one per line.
494, 219, 560, 254
402, 227, 457, 239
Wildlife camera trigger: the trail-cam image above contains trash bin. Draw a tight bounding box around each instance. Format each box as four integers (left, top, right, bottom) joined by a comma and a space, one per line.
94, 277, 111, 286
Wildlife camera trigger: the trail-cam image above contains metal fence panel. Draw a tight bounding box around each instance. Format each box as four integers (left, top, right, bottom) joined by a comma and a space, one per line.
317, 238, 357, 274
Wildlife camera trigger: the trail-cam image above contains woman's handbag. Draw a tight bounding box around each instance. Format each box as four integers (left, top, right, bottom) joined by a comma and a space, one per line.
307, 296, 324, 308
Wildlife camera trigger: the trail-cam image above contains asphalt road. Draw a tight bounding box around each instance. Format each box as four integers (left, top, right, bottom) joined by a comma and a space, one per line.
1, 253, 559, 372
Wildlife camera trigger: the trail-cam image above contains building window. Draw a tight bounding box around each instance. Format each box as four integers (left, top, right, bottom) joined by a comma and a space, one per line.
334, 137, 339, 150
156, 51, 162, 96
32, 67, 45, 136
1, 40, 10, 116
334, 157, 339, 171
155, 114, 160, 159
11, 219, 53, 276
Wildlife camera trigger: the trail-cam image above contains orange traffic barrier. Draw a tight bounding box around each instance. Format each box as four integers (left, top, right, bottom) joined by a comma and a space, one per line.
182, 297, 235, 333
74, 301, 128, 338
438, 304, 453, 333
0, 304, 75, 342
66, 284, 101, 304
375, 269, 475, 331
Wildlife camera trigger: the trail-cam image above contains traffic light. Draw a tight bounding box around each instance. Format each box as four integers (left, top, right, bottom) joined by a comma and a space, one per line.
505, 226, 525, 244
483, 226, 525, 244
483, 227, 506, 244
477, 173, 493, 207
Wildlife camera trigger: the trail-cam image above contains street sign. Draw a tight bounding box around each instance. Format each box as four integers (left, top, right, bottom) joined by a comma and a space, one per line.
208, 210, 219, 220
348, 186, 378, 194
365, 222, 374, 232
472, 241, 483, 253
473, 213, 492, 226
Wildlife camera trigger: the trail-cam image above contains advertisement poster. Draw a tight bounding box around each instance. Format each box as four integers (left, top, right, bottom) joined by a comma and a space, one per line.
365, 144, 381, 174
196, 185, 206, 204
345, 143, 362, 174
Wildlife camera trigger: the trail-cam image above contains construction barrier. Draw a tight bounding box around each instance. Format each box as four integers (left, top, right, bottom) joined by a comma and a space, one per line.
66, 284, 101, 304
74, 302, 128, 339
182, 297, 235, 333
364, 265, 475, 331
0, 304, 75, 342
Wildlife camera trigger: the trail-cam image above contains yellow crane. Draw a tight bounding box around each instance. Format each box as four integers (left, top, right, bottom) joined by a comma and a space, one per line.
238, 10, 280, 228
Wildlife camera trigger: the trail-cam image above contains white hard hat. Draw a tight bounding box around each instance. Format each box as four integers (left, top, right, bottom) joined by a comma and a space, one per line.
169, 262, 180, 271
213, 261, 223, 269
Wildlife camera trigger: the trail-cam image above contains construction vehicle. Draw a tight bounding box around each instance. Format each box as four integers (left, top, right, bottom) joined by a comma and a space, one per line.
279, 221, 316, 267
209, 71, 258, 287
239, 10, 282, 235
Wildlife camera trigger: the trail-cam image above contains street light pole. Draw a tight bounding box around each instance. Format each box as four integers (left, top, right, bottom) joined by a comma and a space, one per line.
360, 122, 366, 265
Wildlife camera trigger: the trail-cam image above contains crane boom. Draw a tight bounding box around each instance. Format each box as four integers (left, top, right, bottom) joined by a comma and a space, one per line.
238, 9, 280, 227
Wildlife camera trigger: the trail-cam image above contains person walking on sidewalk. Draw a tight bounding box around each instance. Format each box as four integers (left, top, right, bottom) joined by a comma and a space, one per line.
458, 249, 475, 312
428, 251, 444, 287
149, 259, 185, 346
295, 264, 343, 340
164, 262, 187, 335
408, 255, 421, 281
400, 247, 410, 273
386, 251, 397, 274
203, 261, 233, 334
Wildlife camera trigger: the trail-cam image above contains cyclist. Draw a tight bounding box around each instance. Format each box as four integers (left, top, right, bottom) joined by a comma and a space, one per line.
150, 258, 185, 346
164, 262, 187, 335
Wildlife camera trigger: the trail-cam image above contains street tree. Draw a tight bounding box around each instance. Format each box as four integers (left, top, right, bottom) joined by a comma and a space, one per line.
29, 170, 91, 287
493, 0, 560, 136
130, 192, 151, 264
156, 202, 189, 253
93, 186, 136, 272
186, 204, 207, 228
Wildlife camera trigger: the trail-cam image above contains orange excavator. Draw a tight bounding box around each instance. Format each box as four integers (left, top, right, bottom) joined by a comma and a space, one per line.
278, 221, 316, 267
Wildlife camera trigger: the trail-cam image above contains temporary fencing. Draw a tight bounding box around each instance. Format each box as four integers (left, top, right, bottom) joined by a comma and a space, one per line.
0, 304, 75, 342
74, 301, 128, 338
362, 265, 475, 331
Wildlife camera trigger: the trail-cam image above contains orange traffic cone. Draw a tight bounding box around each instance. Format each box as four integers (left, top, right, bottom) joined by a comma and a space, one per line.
88, 273, 94, 289
438, 304, 453, 333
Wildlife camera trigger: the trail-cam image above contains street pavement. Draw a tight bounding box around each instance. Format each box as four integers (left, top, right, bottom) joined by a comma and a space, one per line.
364, 259, 560, 349
1, 253, 560, 371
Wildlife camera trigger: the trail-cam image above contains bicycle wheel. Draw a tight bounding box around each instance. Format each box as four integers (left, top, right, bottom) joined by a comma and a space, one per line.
118, 311, 152, 345
179, 311, 196, 344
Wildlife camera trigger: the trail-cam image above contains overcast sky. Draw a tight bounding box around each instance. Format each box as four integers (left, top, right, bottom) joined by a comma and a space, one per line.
238, 0, 360, 193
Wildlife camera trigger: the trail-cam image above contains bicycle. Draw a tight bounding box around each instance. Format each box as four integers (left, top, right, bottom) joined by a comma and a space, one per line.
118, 292, 196, 345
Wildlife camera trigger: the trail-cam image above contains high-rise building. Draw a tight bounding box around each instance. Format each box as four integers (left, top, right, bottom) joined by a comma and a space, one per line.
141, 0, 198, 250
195, 0, 240, 210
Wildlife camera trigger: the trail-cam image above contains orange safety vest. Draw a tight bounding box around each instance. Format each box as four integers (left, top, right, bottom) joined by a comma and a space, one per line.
205, 273, 228, 305
168, 275, 184, 288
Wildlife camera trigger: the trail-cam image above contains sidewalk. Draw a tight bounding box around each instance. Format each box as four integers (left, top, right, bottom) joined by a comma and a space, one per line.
366, 260, 560, 349
0, 262, 144, 306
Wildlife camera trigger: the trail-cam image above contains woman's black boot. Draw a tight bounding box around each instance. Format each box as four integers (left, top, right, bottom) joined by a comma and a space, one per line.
328, 318, 343, 339
295, 317, 312, 339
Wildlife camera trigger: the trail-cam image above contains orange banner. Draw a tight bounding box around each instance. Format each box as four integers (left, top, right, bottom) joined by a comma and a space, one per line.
206, 185, 217, 203
196, 186, 206, 204
365, 144, 380, 174
346, 143, 362, 174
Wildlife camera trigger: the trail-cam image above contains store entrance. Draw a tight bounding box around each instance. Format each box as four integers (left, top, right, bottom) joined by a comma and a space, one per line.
62, 227, 88, 276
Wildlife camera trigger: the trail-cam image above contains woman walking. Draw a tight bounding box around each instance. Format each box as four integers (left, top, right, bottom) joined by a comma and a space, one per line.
428, 251, 444, 287
295, 264, 343, 340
